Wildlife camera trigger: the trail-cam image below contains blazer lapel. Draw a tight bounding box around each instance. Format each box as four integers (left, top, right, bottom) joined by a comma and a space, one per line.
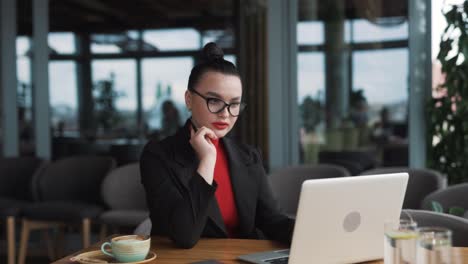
172, 126, 198, 190
172, 121, 228, 236
222, 137, 257, 237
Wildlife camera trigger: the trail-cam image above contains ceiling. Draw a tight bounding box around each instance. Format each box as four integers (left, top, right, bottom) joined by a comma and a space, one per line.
16, 0, 407, 35
17, 0, 235, 34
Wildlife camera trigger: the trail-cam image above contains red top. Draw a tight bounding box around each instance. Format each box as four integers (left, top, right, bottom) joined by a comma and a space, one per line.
212, 139, 239, 237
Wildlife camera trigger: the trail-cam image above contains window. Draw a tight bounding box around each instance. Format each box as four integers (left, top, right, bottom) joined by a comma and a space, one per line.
297, 53, 325, 163
92, 59, 137, 135
297, 22, 324, 45
49, 32, 76, 54
17, 37, 34, 154
91, 31, 142, 53
201, 29, 235, 48
142, 57, 193, 137
224, 55, 236, 66
353, 49, 408, 123
351, 19, 408, 42
143, 28, 200, 51
297, 0, 409, 167
298, 53, 325, 103
17, 37, 30, 56
49, 61, 78, 136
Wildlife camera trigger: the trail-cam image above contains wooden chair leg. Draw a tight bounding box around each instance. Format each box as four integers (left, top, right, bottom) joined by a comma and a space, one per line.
6, 216, 15, 264
82, 218, 91, 248
56, 226, 66, 258
18, 219, 31, 264
42, 229, 55, 261
99, 224, 108, 241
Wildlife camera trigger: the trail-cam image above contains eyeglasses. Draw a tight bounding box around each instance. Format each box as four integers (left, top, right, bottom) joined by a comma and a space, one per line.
190, 89, 246, 117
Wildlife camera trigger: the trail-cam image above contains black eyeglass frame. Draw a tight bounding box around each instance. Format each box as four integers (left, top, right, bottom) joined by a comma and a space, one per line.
189, 89, 246, 117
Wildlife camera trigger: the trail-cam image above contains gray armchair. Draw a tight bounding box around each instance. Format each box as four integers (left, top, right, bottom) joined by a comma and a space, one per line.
403, 209, 468, 247
100, 163, 148, 237
318, 150, 377, 175
360, 167, 445, 209
109, 143, 145, 166
0, 157, 44, 264
18, 156, 116, 264
421, 183, 468, 216
268, 164, 350, 216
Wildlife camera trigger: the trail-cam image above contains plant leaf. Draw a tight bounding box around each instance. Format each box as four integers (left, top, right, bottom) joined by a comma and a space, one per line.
431, 201, 444, 213
448, 206, 465, 217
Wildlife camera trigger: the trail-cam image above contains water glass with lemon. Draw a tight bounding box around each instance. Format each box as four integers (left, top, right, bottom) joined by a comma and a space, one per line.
384, 219, 418, 264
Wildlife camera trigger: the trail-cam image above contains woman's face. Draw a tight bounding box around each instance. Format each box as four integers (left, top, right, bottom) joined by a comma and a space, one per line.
185, 71, 243, 138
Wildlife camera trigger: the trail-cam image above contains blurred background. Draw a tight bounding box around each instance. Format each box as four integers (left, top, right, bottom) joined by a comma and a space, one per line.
1, 0, 462, 170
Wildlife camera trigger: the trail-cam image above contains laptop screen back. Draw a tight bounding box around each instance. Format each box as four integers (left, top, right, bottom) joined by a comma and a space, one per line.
289, 173, 408, 264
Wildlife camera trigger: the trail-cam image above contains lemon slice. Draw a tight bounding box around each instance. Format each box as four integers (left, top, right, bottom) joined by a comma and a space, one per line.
385, 231, 418, 240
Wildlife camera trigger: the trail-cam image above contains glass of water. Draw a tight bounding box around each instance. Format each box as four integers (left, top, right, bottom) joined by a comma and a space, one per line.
416, 227, 452, 264
384, 219, 418, 264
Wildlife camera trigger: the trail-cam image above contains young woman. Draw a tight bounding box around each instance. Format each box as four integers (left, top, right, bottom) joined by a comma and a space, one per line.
140, 42, 294, 248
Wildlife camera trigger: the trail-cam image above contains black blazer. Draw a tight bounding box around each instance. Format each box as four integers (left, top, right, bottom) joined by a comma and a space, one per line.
140, 120, 294, 248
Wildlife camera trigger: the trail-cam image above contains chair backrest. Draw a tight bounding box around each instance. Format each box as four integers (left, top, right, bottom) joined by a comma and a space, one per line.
0, 157, 44, 200
421, 183, 468, 213
318, 150, 377, 175
360, 167, 445, 209
101, 162, 147, 210
133, 218, 152, 237
110, 144, 145, 166
382, 144, 409, 167
37, 156, 116, 203
268, 164, 350, 216
403, 209, 468, 247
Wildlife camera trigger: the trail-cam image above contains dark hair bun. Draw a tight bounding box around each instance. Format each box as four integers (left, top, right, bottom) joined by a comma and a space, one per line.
202, 42, 224, 62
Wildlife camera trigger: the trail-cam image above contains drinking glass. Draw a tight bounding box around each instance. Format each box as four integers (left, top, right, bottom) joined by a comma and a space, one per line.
384, 219, 418, 264
416, 227, 452, 264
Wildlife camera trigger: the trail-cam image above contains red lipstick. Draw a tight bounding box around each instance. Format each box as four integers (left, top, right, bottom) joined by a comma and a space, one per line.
212, 122, 229, 130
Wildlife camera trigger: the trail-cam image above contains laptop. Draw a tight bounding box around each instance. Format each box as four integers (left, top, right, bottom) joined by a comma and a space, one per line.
238, 173, 408, 264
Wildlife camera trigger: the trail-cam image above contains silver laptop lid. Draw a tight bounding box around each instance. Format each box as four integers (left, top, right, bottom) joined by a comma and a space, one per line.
289, 173, 408, 264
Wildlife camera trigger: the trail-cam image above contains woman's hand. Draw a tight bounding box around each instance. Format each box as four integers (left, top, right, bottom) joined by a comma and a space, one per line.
189, 126, 217, 184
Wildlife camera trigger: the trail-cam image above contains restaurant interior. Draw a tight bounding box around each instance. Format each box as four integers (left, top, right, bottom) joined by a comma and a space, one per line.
1, 0, 468, 263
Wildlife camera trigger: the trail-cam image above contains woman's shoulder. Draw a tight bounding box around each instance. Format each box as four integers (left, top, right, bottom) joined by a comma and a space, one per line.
141, 132, 184, 158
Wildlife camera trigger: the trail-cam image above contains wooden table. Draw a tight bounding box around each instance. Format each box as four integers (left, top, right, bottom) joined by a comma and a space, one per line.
53, 236, 468, 264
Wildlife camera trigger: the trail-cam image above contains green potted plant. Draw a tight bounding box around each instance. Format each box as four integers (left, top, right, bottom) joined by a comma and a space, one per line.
94, 74, 123, 135
428, 1, 468, 185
